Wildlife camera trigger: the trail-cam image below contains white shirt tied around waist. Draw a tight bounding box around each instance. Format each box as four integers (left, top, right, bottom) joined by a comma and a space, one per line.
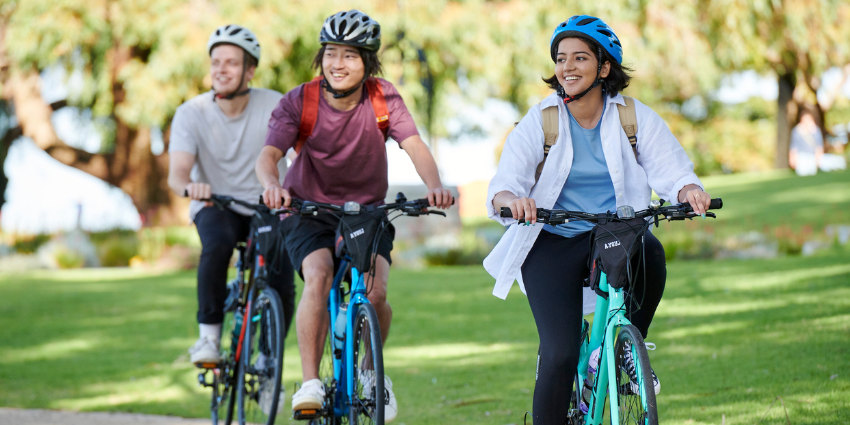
484, 92, 703, 300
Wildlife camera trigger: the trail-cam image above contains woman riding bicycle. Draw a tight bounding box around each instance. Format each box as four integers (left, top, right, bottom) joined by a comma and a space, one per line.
484, 15, 711, 424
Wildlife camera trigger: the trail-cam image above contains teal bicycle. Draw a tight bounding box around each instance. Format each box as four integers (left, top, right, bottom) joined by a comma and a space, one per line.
502, 198, 722, 424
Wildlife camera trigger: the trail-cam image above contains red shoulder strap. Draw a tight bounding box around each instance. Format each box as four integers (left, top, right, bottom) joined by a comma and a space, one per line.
296, 76, 323, 154
365, 78, 389, 139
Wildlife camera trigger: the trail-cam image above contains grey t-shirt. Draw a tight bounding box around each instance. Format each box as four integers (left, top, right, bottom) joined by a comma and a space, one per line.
170, 89, 287, 220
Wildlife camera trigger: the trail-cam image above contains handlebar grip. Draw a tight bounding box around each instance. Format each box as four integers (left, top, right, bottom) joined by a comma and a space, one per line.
709, 198, 723, 210
183, 190, 188, 197
500, 207, 513, 218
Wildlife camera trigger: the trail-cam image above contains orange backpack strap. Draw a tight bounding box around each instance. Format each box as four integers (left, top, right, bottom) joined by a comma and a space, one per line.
296, 76, 324, 154
365, 78, 389, 139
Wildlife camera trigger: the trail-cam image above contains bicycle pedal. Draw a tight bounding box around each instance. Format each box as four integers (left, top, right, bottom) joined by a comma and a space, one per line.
194, 361, 219, 369
293, 409, 321, 420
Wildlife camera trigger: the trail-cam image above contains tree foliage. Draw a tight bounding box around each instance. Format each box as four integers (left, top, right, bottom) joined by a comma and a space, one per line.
0, 0, 848, 221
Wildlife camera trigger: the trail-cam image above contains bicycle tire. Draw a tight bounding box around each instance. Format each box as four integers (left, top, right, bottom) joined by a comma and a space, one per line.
348, 303, 385, 425
612, 325, 658, 425
238, 288, 285, 425
212, 310, 239, 425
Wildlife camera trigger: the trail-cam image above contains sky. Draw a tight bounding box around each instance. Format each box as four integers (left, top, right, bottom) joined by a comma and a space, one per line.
3, 68, 850, 234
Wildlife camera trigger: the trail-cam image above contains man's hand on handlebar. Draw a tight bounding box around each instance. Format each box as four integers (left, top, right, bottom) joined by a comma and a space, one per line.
185, 183, 213, 207
262, 185, 291, 209
426, 187, 455, 209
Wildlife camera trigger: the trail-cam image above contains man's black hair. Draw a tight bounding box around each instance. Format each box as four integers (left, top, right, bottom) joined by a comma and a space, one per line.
312, 44, 383, 78
543, 33, 632, 97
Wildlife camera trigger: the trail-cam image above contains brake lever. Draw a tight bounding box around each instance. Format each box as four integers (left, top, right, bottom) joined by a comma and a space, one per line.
427, 210, 447, 217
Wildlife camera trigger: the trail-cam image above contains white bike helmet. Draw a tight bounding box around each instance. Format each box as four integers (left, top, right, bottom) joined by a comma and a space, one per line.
319, 10, 381, 51
207, 24, 261, 64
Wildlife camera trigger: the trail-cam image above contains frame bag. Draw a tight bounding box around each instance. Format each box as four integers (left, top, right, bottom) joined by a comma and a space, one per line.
334, 210, 385, 274
587, 217, 647, 292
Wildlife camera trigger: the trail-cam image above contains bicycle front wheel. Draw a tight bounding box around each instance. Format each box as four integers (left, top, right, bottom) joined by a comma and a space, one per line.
348, 303, 384, 425
238, 288, 285, 425
212, 309, 239, 425
613, 325, 658, 425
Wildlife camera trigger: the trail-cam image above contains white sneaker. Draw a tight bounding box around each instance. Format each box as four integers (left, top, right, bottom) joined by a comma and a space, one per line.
189, 336, 220, 364
292, 378, 325, 411
358, 370, 397, 423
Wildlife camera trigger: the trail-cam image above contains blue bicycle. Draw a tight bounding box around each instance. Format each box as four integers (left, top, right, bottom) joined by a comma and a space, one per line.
502, 198, 722, 425
282, 193, 446, 424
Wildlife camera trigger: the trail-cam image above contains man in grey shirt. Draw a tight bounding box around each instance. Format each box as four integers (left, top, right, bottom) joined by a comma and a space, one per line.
167, 25, 294, 372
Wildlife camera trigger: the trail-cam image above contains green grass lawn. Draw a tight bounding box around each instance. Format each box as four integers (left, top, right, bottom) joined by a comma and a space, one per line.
1, 169, 848, 424
1, 246, 848, 424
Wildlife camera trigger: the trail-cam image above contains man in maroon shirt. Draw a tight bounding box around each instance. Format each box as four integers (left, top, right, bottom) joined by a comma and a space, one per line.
255, 10, 452, 421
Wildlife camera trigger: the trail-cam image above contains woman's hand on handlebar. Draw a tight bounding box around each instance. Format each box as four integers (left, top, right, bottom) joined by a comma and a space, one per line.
681, 186, 711, 216
262, 185, 291, 209
494, 191, 537, 224
185, 183, 212, 207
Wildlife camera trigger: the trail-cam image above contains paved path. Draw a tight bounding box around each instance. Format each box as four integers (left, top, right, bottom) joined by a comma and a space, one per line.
0, 408, 210, 425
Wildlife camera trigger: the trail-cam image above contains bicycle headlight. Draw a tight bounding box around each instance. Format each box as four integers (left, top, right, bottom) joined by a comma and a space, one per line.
343, 201, 361, 214
616, 205, 635, 219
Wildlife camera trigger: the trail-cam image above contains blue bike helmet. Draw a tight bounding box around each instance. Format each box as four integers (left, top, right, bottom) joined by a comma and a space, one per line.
550, 15, 623, 64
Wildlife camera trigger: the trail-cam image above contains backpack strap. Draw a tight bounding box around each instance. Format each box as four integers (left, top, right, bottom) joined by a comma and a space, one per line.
296, 77, 389, 154
534, 105, 560, 183
296, 76, 323, 154
617, 96, 638, 160
364, 78, 390, 140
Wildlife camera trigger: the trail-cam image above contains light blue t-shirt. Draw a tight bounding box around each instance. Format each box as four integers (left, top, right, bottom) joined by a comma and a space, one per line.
543, 105, 617, 238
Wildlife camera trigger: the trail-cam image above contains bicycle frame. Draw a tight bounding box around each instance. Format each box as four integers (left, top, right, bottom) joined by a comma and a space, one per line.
325, 257, 372, 418
577, 272, 650, 425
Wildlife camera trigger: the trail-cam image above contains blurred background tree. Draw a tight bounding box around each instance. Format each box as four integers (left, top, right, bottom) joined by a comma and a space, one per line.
0, 0, 848, 224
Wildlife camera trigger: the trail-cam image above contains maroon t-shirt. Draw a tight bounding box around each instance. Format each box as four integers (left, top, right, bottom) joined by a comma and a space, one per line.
265, 78, 419, 206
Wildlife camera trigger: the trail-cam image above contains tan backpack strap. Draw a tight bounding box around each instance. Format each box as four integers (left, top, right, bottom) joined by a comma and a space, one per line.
534, 105, 560, 182
617, 96, 638, 160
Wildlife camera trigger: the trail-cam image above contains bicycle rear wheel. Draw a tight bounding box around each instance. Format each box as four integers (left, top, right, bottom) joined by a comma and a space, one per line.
613, 325, 658, 425
238, 288, 285, 425
348, 304, 384, 425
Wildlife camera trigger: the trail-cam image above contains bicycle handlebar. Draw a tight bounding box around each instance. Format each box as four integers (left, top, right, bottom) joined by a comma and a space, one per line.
499, 198, 722, 225
183, 190, 272, 213
264, 192, 448, 217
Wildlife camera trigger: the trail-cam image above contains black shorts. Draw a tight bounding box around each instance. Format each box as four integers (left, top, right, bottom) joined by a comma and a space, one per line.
281, 212, 394, 276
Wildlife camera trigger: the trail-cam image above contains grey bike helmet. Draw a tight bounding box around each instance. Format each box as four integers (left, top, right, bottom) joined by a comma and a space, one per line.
207, 24, 261, 64
319, 10, 381, 51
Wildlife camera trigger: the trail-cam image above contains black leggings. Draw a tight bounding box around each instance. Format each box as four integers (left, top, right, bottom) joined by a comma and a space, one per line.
521, 230, 666, 424
195, 207, 296, 337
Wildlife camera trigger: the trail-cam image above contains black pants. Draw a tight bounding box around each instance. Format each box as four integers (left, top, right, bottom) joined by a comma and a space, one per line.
521, 230, 666, 425
194, 207, 296, 336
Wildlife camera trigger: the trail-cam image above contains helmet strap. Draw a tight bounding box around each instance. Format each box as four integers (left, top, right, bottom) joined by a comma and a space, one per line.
213, 50, 252, 101
322, 75, 367, 99
561, 46, 604, 104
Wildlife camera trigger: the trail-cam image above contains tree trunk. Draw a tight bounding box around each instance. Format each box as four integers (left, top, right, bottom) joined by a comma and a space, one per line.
3, 70, 182, 226
775, 72, 796, 169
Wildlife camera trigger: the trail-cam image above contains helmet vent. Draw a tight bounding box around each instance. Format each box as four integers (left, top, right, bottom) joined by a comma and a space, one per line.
340, 11, 347, 16
613, 39, 621, 47
577, 18, 598, 26
362, 16, 369, 22
245, 38, 254, 43
229, 28, 242, 36
597, 29, 612, 37
339, 21, 347, 34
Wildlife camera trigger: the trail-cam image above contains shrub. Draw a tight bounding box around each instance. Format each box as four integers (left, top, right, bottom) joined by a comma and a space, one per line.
13, 234, 51, 254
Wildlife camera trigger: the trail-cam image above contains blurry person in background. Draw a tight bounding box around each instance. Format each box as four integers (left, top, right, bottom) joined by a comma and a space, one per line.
167, 25, 295, 379
789, 108, 823, 176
